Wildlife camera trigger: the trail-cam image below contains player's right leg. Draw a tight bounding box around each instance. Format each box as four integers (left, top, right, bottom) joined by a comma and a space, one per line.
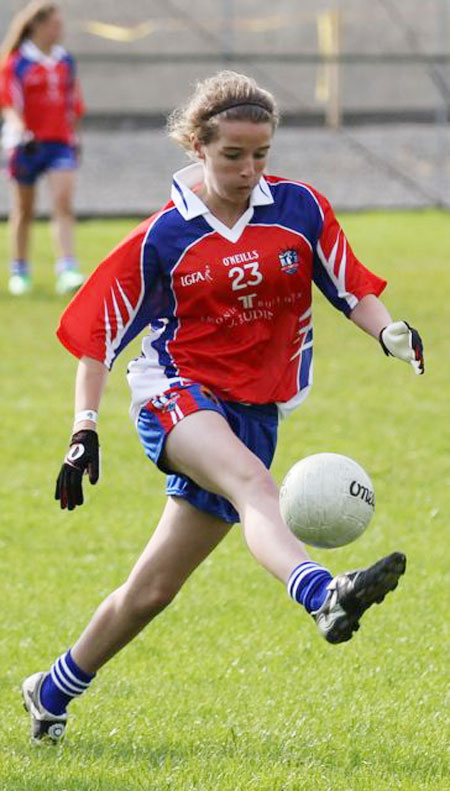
8, 179, 35, 295
22, 497, 230, 743
163, 408, 311, 582
47, 166, 84, 295
162, 409, 406, 643
311, 551, 406, 643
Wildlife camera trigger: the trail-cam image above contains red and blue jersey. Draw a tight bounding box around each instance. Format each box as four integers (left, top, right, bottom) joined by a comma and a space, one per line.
57, 163, 387, 419
0, 39, 84, 146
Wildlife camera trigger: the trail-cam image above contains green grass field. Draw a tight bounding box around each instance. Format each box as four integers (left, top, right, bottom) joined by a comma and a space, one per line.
0, 212, 448, 791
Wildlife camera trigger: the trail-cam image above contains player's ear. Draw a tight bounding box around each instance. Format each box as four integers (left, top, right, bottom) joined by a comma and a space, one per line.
191, 133, 205, 160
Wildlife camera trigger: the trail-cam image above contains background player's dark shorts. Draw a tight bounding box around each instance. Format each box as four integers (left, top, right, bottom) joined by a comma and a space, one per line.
137, 383, 279, 524
8, 141, 78, 185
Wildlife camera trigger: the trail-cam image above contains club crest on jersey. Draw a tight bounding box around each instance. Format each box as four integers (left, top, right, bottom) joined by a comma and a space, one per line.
279, 249, 299, 274
151, 393, 180, 412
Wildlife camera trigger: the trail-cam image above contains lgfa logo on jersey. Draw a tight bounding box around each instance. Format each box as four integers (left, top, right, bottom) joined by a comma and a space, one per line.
180, 265, 213, 287
279, 248, 299, 275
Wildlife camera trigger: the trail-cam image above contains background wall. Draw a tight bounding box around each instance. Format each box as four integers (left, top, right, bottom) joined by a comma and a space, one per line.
1, 0, 449, 214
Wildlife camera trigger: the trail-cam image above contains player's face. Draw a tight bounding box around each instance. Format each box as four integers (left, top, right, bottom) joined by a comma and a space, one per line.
196, 120, 273, 207
36, 10, 64, 46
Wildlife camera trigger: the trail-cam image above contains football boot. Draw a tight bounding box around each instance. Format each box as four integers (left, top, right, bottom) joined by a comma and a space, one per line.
22, 672, 67, 744
313, 552, 406, 644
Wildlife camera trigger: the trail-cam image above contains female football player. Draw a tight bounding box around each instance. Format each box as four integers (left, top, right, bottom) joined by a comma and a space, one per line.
0, 1, 84, 295
22, 71, 424, 743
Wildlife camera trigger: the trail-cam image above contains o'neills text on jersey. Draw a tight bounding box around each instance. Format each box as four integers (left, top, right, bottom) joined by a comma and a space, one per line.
222, 250, 259, 267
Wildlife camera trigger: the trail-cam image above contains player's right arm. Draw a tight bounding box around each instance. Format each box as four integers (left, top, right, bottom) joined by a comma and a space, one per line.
74, 357, 109, 430
1, 106, 25, 135
55, 357, 109, 510
54, 215, 164, 510
0, 56, 29, 146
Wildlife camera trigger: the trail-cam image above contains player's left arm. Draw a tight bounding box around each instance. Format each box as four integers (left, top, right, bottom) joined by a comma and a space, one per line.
73, 115, 82, 159
349, 295, 424, 375
348, 293, 391, 337
311, 188, 424, 376
67, 55, 85, 151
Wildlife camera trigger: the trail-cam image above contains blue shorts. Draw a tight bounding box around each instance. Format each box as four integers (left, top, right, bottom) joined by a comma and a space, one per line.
8, 141, 78, 185
137, 383, 279, 524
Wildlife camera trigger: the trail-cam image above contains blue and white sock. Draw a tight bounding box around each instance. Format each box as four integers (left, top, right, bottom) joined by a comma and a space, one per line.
10, 258, 29, 276
55, 257, 78, 275
287, 561, 333, 614
40, 649, 95, 716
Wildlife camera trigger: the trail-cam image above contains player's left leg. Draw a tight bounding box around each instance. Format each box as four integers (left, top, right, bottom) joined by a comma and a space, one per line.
47, 168, 84, 294
22, 497, 231, 743
70, 497, 231, 673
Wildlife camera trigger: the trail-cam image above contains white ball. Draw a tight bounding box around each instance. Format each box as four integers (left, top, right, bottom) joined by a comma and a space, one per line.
279, 453, 375, 548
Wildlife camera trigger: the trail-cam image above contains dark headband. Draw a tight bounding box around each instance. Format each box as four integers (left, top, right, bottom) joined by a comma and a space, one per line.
202, 100, 272, 121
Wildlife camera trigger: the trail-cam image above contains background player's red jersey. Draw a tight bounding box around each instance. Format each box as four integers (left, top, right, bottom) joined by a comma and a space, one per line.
0, 39, 84, 145
57, 164, 387, 419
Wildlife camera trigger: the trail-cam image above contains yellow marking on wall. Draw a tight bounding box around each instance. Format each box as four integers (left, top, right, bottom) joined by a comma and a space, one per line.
81, 10, 314, 42
82, 21, 156, 42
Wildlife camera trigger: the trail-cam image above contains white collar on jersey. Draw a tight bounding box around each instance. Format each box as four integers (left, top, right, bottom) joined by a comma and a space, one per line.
171, 161, 274, 243
21, 39, 66, 66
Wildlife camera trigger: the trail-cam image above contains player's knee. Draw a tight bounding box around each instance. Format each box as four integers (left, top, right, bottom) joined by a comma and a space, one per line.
14, 203, 33, 224
54, 195, 72, 217
239, 462, 278, 502
226, 462, 278, 519
120, 579, 180, 622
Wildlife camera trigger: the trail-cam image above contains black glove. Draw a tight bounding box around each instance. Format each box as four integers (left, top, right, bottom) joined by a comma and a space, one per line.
22, 138, 40, 155
19, 131, 39, 155
55, 430, 100, 510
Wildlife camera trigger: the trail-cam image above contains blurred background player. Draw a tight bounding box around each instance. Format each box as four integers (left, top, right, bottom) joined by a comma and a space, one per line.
22, 71, 423, 744
0, 1, 85, 295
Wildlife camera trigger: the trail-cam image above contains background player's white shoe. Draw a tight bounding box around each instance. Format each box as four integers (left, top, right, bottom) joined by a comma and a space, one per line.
8, 273, 32, 295
313, 552, 406, 644
22, 672, 67, 744
56, 268, 85, 295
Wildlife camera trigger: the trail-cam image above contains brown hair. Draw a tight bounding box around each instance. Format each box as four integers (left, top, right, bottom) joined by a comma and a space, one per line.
167, 71, 279, 154
0, 1, 58, 67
